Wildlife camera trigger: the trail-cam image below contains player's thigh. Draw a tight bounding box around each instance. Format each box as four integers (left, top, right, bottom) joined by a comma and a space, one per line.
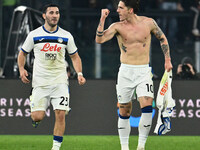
117, 75, 134, 116
136, 74, 154, 98
136, 74, 154, 108
116, 72, 135, 104
50, 83, 70, 113
30, 86, 49, 112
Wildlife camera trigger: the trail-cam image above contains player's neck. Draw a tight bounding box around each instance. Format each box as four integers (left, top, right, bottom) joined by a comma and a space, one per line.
126, 14, 138, 25
44, 24, 58, 32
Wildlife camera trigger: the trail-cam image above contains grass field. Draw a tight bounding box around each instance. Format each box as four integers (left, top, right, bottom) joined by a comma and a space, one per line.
0, 135, 200, 150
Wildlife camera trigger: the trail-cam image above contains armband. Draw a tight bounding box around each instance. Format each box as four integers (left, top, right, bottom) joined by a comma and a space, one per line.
96, 30, 104, 37
77, 72, 83, 76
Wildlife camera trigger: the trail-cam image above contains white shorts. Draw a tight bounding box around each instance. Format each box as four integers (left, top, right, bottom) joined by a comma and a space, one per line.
116, 64, 154, 104
30, 83, 70, 112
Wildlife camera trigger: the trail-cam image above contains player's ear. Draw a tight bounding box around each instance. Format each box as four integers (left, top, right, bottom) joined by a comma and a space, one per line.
128, 8, 133, 14
42, 13, 46, 20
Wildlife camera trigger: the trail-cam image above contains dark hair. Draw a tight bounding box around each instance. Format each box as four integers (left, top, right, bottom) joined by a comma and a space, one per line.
120, 0, 140, 13
42, 4, 59, 14
181, 56, 193, 66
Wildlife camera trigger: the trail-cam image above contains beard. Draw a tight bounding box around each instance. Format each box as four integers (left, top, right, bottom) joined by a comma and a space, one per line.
46, 17, 58, 27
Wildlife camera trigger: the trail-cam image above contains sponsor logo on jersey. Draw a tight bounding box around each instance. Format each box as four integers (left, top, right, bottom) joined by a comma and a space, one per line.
39, 38, 45, 41
160, 82, 168, 96
45, 53, 57, 60
58, 37, 63, 43
41, 43, 61, 52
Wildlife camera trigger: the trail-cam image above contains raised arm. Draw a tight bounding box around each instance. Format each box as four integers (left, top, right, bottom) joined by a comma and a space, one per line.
151, 19, 173, 72
95, 9, 117, 44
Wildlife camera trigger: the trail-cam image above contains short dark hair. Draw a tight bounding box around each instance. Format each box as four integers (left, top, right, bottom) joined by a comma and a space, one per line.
42, 4, 59, 14
120, 0, 140, 13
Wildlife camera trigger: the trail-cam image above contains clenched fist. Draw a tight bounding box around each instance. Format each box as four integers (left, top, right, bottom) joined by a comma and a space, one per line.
101, 9, 110, 19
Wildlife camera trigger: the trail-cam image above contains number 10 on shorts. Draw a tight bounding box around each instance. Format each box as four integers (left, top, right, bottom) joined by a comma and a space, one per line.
146, 83, 153, 93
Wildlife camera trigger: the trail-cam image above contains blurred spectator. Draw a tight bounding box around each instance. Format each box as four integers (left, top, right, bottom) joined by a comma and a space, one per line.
175, 57, 198, 79
190, 0, 200, 37
71, 0, 88, 8
158, 0, 179, 45
177, 0, 196, 44
139, 0, 160, 12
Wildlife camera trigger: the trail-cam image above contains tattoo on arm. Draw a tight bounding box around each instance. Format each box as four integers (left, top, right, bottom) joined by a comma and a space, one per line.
152, 20, 164, 43
96, 30, 104, 37
96, 29, 104, 37
96, 34, 103, 37
98, 21, 102, 27
121, 43, 127, 52
153, 19, 170, 57
161, 44, 170, 57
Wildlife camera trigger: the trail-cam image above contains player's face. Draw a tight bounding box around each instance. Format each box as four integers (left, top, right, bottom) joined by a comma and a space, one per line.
44, 7, 60, 27
117, 1, 131, 21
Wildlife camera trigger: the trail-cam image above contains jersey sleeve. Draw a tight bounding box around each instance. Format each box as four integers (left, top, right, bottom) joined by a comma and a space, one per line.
66, 33, 78, 55
21, 32, 34, 53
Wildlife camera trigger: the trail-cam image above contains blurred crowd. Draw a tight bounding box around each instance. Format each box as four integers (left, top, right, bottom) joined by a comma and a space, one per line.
1, 0, 200, 79
2, 0, 200, 44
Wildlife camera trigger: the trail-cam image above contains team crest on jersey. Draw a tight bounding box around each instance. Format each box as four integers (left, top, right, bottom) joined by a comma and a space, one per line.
58, 38, 63, 43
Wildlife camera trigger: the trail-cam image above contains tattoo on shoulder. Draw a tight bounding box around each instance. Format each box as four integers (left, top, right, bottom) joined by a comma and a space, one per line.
121, 43, 127, 52
152, 20, 164, 42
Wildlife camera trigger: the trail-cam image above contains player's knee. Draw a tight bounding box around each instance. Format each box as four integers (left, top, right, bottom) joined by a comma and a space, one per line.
55, 110, 65, 122
118, 103, 132, 116
119, 109, 131, 118
119, 108, 131, 117
119, 113, 130, 119
31, 112, 45, 122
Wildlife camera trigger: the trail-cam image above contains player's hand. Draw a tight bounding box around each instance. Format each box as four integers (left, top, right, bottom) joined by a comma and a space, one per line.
165, 58, 173, 72
177, 64, 182, 73
101, 9, 110, 19
187, 63, 195, 75
19, 68, 30, 84
77, 75, 86, 85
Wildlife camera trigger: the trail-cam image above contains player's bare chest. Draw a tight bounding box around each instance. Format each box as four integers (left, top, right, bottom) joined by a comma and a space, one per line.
118, 24, 150, 43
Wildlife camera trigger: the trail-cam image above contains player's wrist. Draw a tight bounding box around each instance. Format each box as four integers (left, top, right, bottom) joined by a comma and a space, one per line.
165, 57, 171, 62
77, 72, 83, 76
100, 16, 106, 21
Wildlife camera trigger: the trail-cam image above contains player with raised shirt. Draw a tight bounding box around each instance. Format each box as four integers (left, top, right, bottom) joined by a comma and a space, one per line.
17, 4, 86, 150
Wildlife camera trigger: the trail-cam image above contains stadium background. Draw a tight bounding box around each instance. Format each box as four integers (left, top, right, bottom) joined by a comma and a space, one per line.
0, 0, 200, 149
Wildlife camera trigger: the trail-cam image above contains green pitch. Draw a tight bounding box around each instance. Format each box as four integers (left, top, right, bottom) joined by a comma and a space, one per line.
0, 135, 200, 150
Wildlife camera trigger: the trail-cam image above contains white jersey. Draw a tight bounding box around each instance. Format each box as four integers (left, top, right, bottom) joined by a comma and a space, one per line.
21, 25, 77, 87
